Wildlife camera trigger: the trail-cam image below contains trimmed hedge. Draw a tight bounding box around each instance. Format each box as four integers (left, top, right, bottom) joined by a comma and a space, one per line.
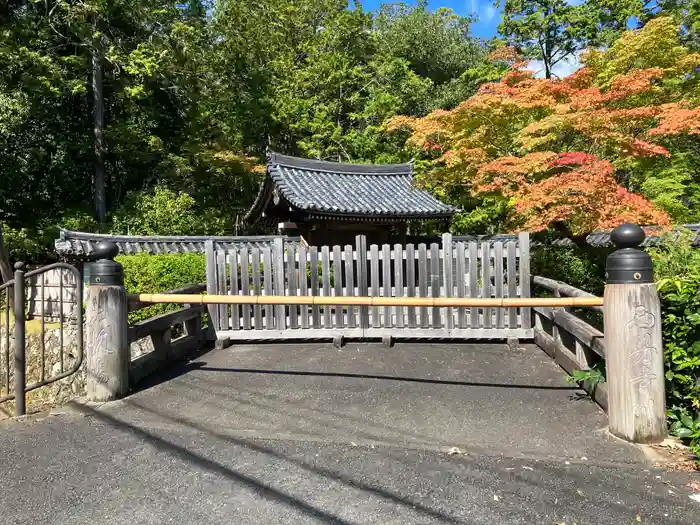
117, 253, 206, 323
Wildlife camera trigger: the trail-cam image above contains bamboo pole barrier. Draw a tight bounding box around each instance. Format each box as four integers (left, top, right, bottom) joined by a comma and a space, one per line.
130, 293, 604, 308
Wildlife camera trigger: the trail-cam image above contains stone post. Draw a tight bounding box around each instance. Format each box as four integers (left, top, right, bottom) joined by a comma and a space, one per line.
604, 224, 666, 443
86, 241, 129, 401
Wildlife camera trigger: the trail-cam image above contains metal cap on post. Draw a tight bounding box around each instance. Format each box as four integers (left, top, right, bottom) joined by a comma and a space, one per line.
90, 241, 123, 286
605, 224, 653, 284
604, 223, 666, 443
86, 241, 129, 402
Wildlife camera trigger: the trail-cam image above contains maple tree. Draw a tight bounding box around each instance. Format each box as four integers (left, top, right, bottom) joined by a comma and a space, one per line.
385, 17, 700, 236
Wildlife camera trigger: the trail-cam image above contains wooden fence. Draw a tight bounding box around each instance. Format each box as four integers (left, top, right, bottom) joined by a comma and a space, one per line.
205, 233, 532, 341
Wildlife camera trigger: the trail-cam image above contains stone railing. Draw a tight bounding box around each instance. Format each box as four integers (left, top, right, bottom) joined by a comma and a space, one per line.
127, 283, 210, 385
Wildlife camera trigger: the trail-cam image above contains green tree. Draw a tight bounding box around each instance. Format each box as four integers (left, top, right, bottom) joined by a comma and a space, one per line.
497, 0, 643, 78
0, 1, 212, 228
208, 0, 490, 161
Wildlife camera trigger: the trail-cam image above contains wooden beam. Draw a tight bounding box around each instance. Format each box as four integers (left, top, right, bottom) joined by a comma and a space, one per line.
535, 328, 608, 410
130, 293, 604, 308
533, 306, 605, 358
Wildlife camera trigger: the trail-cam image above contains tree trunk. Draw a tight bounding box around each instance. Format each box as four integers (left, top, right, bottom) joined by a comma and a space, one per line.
92, 32, 106, 224
0, 223, 13, 285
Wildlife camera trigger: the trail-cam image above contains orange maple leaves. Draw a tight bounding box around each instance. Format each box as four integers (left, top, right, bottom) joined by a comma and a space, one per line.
383, 19, 700, 235
510, 153, 669, 234
470, 152, 669, 234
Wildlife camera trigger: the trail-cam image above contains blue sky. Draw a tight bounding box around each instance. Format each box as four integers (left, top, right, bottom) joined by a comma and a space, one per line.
357, 0, 503, 39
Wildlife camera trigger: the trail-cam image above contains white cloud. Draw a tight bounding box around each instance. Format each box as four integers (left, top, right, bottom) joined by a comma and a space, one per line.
527, 52, 582, 79
485, 5, 497, 20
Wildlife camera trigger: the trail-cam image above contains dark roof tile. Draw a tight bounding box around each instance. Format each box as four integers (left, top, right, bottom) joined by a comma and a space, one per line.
54, 229, 299, 257
246, 152, 456, 221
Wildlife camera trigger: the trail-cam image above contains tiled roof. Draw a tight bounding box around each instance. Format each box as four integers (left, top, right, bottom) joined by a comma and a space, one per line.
245, 152, 456, 222
54, 229, 299, 257
410, 224, 700, 248
585, 224, 700, 248
55, 223, 699, 258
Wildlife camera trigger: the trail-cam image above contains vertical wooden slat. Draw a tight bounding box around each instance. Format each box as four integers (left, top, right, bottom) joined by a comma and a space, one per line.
299, 246, 309, 329
251, 249, 263, 329
405, 244, 416, 328
344, 245, 355, 329
370, 244, 380, 328
507, 241, 518, 328
205, 240, 219, 331
322, 246, 331, 328
481, 242, 491, 329
333, 245, 343, 328
494, 242, 505, 328
469, 242, 479, 328
356, 235, 369, 330
287, 246, 298, 329
216, 250, 227, 331
240, 247, 251, 330
310, 246, 321, 329
228, 250, 240, 330
393, 244, 404, 328
273, 237, 286, 330
418, 244, 429, 328
442, 233, 454, 330
430, 243, 441, 328
455, 241, 466, 329
519, 232, 531, 329
382, 244, 392, 327
262, 247, 273, 329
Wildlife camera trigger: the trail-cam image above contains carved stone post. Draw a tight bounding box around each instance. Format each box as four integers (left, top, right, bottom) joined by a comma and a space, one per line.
604, 224, 666, 443
86, 241, 129, 401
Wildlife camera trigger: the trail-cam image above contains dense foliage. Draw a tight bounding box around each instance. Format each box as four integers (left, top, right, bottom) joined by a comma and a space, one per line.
649, 231, 700, 458
119, 252, 206, 322
386, 17, 700, 236
0, 0, 499, 268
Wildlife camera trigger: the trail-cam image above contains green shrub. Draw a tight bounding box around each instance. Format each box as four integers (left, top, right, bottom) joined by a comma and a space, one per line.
110, 185, 228, 236
648, 229, 700, 462
118, 252, 206, 323
531, 244, 608, 295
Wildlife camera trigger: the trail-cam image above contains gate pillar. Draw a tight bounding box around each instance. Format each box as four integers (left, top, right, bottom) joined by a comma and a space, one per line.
604, 224, 666, 443
86, 241, 129, 402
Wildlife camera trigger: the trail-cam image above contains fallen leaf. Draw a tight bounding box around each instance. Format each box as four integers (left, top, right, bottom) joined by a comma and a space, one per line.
580, 456, 588, 461
636, 514, 641, 521
522, 466, 534, 471
687, 480, 700, 491
576, 489, 585, 497
493, 495, 500, 502
447, 447, 463, 456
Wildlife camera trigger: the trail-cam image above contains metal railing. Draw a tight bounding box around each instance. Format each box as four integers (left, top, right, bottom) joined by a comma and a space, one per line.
0, 263, 83, 416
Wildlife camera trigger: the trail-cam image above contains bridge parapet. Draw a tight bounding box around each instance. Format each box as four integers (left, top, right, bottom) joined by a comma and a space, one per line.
83, 224, 666, 444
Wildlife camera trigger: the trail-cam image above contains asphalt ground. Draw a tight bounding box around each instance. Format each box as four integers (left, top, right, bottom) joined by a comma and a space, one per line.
1, 342, 698, 524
